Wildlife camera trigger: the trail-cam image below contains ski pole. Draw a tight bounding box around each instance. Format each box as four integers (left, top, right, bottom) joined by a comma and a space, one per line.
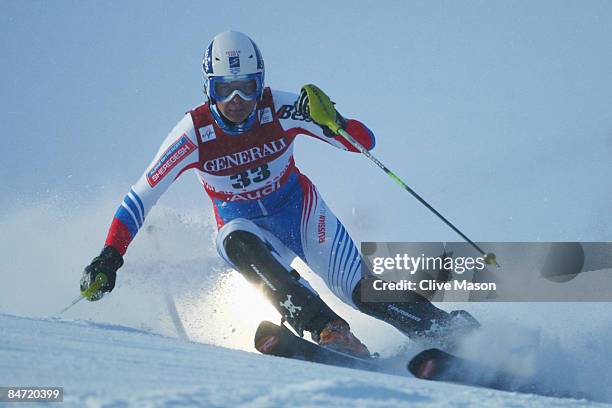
301, 84, 498, 265
337, 127, 498, 266
58, 273, 108, 315
58, 295, 84, 315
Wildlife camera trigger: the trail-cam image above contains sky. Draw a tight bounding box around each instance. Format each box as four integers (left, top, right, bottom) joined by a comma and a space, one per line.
2, 0, 611, 242
1, 1, 612, 340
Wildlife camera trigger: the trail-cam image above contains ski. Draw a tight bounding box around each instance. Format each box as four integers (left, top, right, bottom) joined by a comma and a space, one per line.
255, 323, 596, 402
254, 320, 378, 371
408, 348, 515, 387
408, 348, 589, 400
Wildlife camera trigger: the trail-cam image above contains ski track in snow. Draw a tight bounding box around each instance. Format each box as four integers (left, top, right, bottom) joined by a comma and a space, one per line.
1, 313, 609, 408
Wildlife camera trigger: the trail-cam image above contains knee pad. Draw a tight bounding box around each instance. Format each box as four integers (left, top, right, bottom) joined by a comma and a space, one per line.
221, 228, 342, 336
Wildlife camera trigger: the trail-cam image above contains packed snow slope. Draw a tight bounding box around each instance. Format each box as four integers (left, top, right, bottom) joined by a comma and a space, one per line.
2, 205, 612, 406
2, 313, 609, 408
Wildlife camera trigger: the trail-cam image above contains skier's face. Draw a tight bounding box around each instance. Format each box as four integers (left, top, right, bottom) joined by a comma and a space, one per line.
216, 95, 257, 124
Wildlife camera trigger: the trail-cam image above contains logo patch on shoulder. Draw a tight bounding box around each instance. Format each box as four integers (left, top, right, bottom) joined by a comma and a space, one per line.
198, 124, 217, 143
259, 107, 273, 125
146, 134, 197, 187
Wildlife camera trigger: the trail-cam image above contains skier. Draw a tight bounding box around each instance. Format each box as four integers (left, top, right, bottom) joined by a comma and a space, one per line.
80, 31, 478, 357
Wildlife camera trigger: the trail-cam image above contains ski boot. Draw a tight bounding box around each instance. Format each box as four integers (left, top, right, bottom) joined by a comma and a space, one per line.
313, 320, 371, 358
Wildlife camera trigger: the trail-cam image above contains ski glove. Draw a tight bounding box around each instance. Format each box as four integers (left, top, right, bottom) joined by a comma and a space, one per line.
80, 246, 123, 301
296, 84, 347, 138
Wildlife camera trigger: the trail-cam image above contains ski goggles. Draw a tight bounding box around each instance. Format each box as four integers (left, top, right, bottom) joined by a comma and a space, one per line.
208, 73, 263, 103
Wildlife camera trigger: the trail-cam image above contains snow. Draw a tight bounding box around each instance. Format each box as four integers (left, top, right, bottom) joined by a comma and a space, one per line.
2, 313, 607, 407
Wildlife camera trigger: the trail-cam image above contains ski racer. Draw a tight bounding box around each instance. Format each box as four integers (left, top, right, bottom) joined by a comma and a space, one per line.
80, 30, 478, 357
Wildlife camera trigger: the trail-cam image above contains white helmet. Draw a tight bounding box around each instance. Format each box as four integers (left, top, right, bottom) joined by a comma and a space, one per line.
202, 31, 265, 104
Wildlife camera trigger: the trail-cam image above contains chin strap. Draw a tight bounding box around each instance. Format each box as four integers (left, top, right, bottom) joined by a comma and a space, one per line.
211, 104, 258, 135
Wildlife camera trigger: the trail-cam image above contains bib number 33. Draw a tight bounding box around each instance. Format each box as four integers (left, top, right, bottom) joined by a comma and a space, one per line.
230, 164, 271, 189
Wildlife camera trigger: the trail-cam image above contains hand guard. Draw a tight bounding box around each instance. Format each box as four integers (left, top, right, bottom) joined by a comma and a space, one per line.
296, 84, 347, 137
80, 246, 123, 301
